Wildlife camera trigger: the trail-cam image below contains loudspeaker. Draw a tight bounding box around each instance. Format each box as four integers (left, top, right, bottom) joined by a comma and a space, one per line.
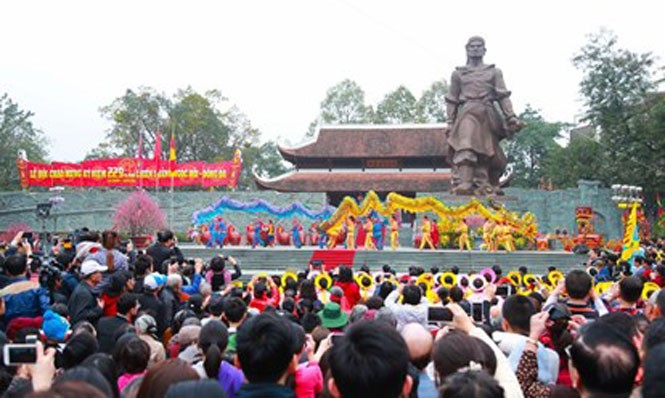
36, 203, 52, 218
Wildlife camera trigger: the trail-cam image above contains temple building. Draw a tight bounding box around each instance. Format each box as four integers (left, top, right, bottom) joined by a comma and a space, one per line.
254, 124, 452, 205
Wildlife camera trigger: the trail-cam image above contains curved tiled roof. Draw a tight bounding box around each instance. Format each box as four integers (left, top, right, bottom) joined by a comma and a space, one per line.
278, 124, 449, 162
254, 169, 452, 192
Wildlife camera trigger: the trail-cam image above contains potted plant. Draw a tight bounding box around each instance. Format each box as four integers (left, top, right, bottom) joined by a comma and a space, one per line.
112, 190, 166, 248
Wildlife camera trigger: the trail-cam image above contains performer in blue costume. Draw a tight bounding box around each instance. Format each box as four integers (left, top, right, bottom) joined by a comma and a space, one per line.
291, 219, 303, 248
252, 219, 264, 248
208, 217, 219, 248
217, 218, 227, 248
372, 217, 384, 250
317, 223, 327, 249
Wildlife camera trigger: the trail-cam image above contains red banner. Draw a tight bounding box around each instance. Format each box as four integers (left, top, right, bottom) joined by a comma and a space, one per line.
20, 156, 242, 188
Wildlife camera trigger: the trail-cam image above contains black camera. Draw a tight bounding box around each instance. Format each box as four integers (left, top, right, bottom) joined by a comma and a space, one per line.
39, 263, 62, 290
546, 303, 571, 322
428, 307, 453, 323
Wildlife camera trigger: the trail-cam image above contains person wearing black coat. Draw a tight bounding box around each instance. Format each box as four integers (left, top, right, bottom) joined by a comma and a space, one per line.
160, 275, 183, 331
138, 275, 168, 337
146, 230, 184, 274
96, 293, 139, 353
68, 260, 107, 326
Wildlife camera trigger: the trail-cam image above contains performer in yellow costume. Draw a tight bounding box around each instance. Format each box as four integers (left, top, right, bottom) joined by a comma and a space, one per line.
346, 216, 356, 249
495, 223, 515, 252
363, 218, 375, 250
419, 216, 435, 250
390, 215, 399, 250
456, 219, 472, 251
482, 219, 497, 252
327, 226, 341, 249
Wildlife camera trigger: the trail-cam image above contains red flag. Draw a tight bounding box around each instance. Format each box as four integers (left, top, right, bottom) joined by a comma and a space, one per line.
153, 130, 162, 161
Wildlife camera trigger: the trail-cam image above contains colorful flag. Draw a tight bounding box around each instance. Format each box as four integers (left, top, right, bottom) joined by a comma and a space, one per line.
169, 131, 176, 162
154, 130, 162, 161
620, 203, 640, 262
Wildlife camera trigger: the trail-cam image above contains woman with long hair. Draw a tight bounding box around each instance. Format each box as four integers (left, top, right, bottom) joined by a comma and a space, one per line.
192, 320, 244, 398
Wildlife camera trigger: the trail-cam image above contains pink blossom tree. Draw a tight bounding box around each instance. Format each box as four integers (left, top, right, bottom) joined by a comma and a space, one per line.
112, 190, 166, 236
1, 222, 32, 243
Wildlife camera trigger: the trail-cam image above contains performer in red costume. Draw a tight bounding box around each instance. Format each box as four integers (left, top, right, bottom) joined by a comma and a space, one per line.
431, 218, 440, 249
246, 223, 254, 246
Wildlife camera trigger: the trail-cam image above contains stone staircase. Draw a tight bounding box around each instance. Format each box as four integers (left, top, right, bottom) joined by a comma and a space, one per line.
180, 244, 585, 282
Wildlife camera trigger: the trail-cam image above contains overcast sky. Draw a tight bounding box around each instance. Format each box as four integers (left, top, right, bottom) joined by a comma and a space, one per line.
2, 0, 663, 162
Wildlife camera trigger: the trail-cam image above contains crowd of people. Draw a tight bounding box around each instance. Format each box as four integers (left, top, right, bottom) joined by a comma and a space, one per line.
0, 227, 663, 398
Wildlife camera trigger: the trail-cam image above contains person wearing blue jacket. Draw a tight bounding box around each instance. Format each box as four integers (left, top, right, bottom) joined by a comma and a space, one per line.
1, 255, 50, 329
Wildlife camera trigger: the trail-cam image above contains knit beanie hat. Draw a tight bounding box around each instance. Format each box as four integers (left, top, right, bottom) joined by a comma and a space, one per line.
41, 310, 71, 342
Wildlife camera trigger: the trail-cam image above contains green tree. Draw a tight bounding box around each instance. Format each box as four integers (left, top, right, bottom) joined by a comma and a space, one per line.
237, 140, 289, 190
374, 85, 417, 124
226, 106, 290, 190
304, 79, 373, 138
572, 29, 663, 190
0, 93, 49, 189
226, 105, 261, 152
96, 87, 170, 159
304, 119, 319, 139
169, 88, 233, 162
319, 79, 373, 125
627, 96, 665, 189
501, 106, 567, 188
541, 136, 603, 189
93, 86, 287, 190
94, 87, 239, 163
253, 141, 289, 180
84, 142, 120, 160
415, 79, 448, 123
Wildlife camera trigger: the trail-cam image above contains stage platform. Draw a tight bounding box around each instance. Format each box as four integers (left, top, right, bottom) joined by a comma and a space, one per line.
180, 244, 586, 280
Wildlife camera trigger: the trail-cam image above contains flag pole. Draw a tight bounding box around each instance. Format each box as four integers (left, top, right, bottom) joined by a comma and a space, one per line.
138, 132, 143, 189
170, 122, 175, 228
155, 129, 159, 194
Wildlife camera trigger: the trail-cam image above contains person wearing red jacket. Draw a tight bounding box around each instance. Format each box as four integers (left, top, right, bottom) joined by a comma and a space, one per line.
333, 266, 361, 308
248, 275, 281, 312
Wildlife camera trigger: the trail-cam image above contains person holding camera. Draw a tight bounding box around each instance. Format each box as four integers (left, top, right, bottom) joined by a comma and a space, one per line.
385, 282, 429, 331
39, 263, 67, 305
147, 230, 184, 274
4, 231, 34, 260
492, 296, 560, 386
204, 255, 241, 292
54, 252, 79, 300
85, 230, 129, 296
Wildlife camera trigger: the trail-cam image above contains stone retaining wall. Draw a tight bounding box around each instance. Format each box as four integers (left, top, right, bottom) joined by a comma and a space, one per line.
0, 180, 622, 239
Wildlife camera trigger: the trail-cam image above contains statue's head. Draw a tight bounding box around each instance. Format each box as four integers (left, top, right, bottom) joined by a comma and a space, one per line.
465, 36, 486, 59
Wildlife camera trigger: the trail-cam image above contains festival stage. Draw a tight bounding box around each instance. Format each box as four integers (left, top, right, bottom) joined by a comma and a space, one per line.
180, 244, 585, 281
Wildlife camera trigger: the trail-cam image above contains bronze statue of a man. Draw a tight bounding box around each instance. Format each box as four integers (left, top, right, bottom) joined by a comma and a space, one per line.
445, 36, 523, 195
